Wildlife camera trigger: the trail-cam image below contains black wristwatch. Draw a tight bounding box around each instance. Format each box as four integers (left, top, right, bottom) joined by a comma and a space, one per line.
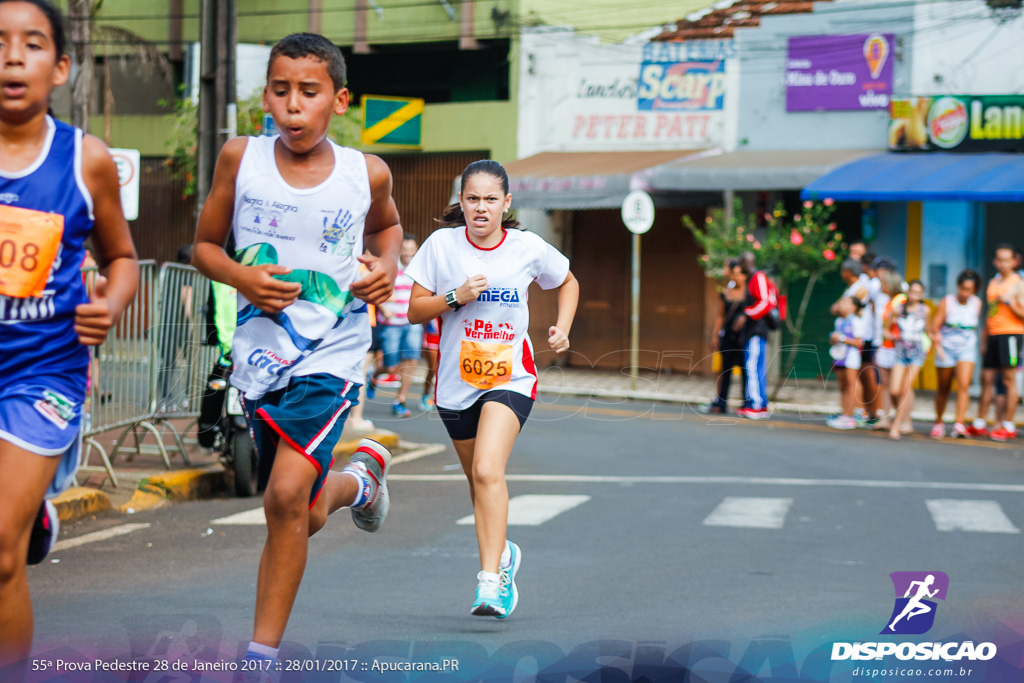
445, 289, 462, 310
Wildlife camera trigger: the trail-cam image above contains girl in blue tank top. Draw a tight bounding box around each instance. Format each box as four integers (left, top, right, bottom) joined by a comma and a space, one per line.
0, 0, 138, 670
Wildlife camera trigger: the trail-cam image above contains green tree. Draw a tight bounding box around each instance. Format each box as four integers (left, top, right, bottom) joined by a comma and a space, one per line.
684, 198, 847, 398
165, 87, 363, 199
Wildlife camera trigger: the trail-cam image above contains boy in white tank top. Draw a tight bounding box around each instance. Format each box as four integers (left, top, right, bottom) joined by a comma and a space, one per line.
192, 33, 403, 672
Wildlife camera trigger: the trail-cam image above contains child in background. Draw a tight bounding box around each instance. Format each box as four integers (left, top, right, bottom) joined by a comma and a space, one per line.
885, 279, 931, 440
930, 269, 982, 438
826, 296, 865, 430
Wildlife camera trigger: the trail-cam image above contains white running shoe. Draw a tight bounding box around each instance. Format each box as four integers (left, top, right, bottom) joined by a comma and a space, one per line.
346, 439, 392, 533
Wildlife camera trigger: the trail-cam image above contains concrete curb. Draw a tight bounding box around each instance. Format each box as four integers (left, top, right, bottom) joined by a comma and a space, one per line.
52, 487, 112, 522
538, 386, 946, 422
333, 431, 400, 458
54, 430, 401, 525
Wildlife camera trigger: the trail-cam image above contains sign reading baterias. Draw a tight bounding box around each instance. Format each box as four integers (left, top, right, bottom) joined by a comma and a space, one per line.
786, 34, 894, 112
517, 32, 735, 153
888, 95, 1024, 152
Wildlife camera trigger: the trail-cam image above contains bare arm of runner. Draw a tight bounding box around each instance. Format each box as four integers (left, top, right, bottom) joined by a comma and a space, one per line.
548, 270, 579, 354
1003, 279, 1024, 319
350, 154, 402, 306
192, 137, 302, 313
74, 134, 139, 346
930, 296, 947, 361
407, 275, 489, 325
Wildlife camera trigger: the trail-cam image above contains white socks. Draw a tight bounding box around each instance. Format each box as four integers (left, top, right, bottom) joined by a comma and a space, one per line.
500, 541, 511, 569
477, 570, 500, 584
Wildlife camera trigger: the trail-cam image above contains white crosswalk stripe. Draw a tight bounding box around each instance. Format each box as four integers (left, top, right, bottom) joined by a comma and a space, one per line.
52, 523, 151, 552
925, 499, 1020, 534
703, 497, 793, 529
211, 508, 266, 525
457, 494, 591, 526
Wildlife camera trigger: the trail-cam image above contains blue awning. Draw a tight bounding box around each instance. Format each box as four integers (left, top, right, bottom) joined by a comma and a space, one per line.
801, 153, 1024, 203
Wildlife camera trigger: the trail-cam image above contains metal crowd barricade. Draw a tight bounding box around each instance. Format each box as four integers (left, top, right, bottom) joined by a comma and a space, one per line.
146, 262, 220, 460
78, 261, 221, 487
78, 260, 161, 486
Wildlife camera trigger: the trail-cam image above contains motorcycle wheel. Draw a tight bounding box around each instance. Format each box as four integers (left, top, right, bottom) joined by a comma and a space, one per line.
232, 430, 259, 498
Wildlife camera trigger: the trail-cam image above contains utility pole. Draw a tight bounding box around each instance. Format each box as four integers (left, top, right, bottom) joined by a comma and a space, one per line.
196, 0, 236, 214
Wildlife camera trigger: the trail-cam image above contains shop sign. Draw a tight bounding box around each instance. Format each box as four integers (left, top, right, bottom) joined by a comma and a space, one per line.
888, 95, 1024, 152
638, 60, 725, 111
785, 34, 894, 112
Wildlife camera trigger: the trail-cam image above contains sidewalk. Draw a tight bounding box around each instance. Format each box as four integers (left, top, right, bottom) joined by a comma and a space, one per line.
535, 366, 986, 422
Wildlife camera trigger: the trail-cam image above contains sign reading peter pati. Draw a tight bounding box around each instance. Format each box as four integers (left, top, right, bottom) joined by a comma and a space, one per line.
785, 34, 894, 112
889, 95, 1024, 152
519, 35, 734, 153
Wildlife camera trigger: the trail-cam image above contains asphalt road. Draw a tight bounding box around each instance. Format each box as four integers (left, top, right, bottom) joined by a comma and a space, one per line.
25, 392, 1024, 682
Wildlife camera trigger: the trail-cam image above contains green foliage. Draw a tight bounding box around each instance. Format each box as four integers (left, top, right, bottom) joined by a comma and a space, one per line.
684, 198, 846, 287
163, 87, 364, 199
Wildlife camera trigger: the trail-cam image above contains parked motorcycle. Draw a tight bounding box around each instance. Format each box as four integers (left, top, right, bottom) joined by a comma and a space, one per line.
197, 357, 261, 497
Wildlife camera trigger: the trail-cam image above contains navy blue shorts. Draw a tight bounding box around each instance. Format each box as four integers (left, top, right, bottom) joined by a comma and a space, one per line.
242, 374, 359, 508
0, 370, 86, 497
437, 390, 533, 441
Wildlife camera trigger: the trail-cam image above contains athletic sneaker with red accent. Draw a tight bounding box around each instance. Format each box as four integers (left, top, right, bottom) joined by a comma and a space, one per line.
27, 499, 59, 565
951, 423, 968, 439
929, 423, 945, 439
965, 424, 988, 437
990, 427, 1017, 442
736, 407, 769, 420
346, 438, 392, 532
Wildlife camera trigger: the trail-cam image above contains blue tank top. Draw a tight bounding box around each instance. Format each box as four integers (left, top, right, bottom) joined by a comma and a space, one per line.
0, 117, 93, 377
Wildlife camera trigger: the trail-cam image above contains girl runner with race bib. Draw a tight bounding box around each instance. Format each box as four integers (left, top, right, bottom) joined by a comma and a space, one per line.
406, 160, 578, 619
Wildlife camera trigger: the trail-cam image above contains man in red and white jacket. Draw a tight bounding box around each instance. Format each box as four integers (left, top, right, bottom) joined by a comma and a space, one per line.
732, 252, 777, 418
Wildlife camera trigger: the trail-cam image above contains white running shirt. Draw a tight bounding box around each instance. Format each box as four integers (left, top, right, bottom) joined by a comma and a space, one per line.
229, 136, 372, 398
843, 273, 875, 343
404, 227, 570, 410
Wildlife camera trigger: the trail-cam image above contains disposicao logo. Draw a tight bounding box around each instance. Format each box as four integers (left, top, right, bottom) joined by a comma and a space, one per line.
831, 571, 997, 663
882, 571, 948, 635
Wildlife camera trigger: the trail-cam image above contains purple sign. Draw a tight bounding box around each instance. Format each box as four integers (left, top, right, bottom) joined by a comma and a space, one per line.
786, 34, 894, 112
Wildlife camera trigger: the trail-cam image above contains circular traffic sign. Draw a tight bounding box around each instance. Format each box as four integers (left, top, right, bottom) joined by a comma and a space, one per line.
621, 190, 654, 234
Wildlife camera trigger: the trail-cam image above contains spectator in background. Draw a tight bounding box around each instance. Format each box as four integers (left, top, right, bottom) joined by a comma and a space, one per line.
377, 234, 424, 418
826, 296, 865, 430
872, 268, 900, 430
860, 253, 884, 425
701, 260, 747, 414
734, 252, 777, 420
885, 279, 931, 440
832, 258, 877, 424
969, 244, 1024, 441
849, 241, 867, 262
930, 269, 982, 439
420, 316, 440, 411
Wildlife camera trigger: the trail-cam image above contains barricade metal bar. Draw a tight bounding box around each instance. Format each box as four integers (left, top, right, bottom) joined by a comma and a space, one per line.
78, 261, 230, 483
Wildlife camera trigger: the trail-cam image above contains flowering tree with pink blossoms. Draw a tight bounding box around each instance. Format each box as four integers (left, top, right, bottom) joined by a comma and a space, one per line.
685, 198, 847, 396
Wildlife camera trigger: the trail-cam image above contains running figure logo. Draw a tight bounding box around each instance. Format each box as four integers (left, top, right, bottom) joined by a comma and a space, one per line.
881, 571, 949, 635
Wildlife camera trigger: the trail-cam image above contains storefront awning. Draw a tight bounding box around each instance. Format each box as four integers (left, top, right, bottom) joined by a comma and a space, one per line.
506, 150, 707, 209
649, 149, 882, 192
801, 153, 1024, 202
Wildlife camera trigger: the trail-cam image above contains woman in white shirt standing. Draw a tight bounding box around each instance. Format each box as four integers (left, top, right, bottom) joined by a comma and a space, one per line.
930, 269, 982, 438
406, 160, 579, 619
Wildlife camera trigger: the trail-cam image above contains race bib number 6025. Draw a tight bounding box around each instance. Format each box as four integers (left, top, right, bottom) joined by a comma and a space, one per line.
459, 340, 514, 391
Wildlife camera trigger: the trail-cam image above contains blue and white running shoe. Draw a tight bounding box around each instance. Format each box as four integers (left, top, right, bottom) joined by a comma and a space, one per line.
497, 540, 521, 619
